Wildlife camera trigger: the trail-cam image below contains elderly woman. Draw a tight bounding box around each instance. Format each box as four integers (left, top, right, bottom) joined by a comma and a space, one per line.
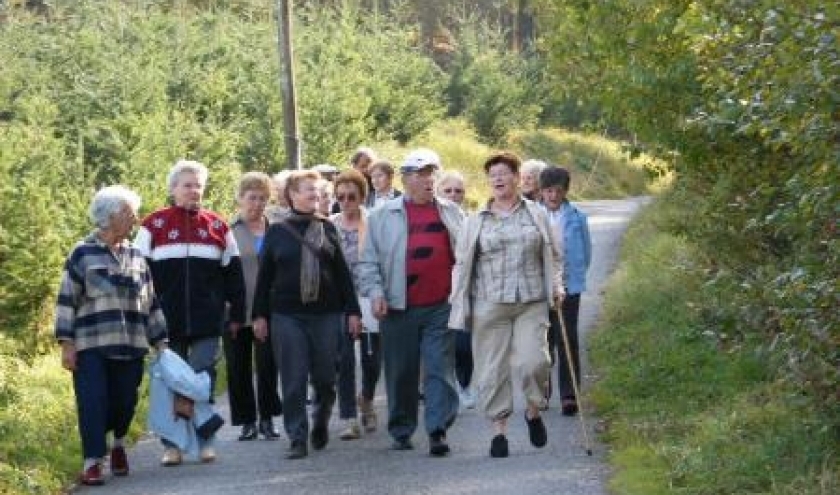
449, 151, 563, 458
253, 170, 362, 460
135, 159, 245, 466
435, 170, 467, 208
315, 176, 334, 217
434, 170, 475, 409
330, 170, 382, 437
521, 159, 548, 201
55, 185, 168, 486
223, 172, 284, 442
366, 160, 402, 208
266, 170, 291, 223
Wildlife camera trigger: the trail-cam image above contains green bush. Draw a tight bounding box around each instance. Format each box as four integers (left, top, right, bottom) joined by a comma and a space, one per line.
590, 195, 839, 494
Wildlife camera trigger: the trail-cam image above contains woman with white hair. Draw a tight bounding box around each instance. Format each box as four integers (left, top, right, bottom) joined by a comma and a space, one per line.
55, 185, 168, 486
135, 159, 246, 466
521, 159, 548, 201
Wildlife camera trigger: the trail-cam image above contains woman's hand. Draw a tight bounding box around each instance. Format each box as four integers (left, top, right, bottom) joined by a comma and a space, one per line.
253, 317, 269, 342
347, 314, 362, 339
60, 341, 77, 372
372, 296, 388, 320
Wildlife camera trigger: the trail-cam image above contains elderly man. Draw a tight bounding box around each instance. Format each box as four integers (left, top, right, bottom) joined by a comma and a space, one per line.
358, 148, 463, 456
135, 159, 245, 466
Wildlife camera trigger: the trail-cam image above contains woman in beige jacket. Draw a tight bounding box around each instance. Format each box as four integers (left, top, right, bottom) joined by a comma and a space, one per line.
448, 151, 564, 458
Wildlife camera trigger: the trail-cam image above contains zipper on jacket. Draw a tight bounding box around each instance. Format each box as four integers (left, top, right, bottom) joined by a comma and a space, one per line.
184, 210, 191, 335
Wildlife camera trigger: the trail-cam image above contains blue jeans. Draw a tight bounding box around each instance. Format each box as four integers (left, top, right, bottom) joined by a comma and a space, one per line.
270, 312, 340, 443
73, 350, 144, 459
379, 303, 458, 440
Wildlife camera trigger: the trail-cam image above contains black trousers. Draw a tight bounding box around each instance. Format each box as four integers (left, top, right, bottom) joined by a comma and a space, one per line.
454, 330, 473, 389
547, 294, 581, 399
222, 326, 283, 425
359, 331, 382, 402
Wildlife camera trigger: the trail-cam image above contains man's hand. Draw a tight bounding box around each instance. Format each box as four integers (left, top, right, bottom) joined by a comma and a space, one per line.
228, 320, 242, 340
372, 296, 388, 320
60, 341, 77, 372
253, 317, 268, 342
347, 315, 362, 339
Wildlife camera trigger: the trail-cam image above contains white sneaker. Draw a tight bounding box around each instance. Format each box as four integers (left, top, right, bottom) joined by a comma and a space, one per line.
200, 446, 216, 463
338, 419, 361, 440
161, 447, 182, 466
459, 388, 476, 409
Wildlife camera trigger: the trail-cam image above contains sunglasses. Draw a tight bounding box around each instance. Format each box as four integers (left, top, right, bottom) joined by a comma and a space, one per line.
443, 188, 464, 194
336, 193, 358, 202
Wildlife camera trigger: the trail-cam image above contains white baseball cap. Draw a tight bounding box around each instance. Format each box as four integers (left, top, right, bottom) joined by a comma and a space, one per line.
400, 148, 441, 174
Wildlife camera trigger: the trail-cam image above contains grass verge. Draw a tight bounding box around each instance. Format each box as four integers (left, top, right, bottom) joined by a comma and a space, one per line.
589, 194, 838, 494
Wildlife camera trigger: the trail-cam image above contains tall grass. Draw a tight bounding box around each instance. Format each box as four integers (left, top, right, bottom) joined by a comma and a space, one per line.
589, 194, 839, 494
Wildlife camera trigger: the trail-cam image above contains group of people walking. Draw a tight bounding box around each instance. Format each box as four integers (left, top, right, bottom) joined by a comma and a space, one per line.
55, 146, 591, 486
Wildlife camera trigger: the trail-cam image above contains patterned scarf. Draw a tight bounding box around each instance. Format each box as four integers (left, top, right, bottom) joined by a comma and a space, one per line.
285, 211, 335, 303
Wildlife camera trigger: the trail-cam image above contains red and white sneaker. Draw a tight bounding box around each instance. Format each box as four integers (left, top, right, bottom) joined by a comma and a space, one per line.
110, 446, 129, 476
78, 463, 104, 486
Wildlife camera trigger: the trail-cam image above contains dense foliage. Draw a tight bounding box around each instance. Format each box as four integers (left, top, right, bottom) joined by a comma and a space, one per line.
541, 0, 838, 492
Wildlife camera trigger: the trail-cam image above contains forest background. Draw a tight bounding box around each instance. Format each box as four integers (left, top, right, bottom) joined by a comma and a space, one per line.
0, 1, 836, 494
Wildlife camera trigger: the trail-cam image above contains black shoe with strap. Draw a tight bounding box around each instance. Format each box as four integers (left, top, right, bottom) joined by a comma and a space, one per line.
489, 434, 509, 458
525, 412, 548, 448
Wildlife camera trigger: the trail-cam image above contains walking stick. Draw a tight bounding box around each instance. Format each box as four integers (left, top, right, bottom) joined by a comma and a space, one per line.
556, 307, 593, 456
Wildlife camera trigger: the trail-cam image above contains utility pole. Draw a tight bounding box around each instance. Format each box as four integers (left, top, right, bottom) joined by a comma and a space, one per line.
276, 0, 301, 170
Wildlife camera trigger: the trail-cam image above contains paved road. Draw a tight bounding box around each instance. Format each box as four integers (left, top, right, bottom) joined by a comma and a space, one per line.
72, 198, 648, 495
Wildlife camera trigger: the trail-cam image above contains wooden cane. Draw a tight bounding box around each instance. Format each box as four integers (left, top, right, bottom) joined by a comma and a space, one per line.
556, 307, 593, 456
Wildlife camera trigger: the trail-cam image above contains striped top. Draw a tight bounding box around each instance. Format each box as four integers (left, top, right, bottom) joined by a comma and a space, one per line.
54, 233, 168, 357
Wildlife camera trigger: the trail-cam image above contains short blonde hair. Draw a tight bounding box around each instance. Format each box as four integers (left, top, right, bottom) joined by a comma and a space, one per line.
284, 170, 321, 205
435, 170, 466, 196
237, 171, 272, 199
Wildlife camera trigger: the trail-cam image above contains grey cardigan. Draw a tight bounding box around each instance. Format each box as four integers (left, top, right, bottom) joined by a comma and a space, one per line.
357, 196, 465, 310
230, 214, 269, 325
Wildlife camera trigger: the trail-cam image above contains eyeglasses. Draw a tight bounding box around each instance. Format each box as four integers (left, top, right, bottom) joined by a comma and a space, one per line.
443, 188, 464, 194
335, 193, 358, 202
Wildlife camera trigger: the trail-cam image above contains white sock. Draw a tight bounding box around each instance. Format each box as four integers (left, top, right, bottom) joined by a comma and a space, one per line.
112, 437, 125, 448
83, 458, 98, 470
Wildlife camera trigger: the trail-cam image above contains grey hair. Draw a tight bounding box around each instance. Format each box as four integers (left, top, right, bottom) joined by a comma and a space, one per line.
89, 185, 141, 229
521, 159, 549, 177
167, 159, 208, 193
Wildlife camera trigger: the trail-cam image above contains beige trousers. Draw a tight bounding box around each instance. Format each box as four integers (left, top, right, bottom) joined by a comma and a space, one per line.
471, 299, 551, 420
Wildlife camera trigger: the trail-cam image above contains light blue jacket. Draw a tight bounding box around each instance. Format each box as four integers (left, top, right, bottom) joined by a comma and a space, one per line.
545, 201, 591, 295
148, 350, 223, 458
358, 196, 464, 310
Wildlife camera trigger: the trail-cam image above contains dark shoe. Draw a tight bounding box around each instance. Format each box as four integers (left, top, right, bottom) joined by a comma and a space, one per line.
390, 437, 414, 450
258, 419, 281, 440
525, 412, 548, 448
561, 396, 579, 416
238, 423, 258, 441
310, 422, 329, 450
79, 463, 104, 486
110, 446, 128, 476
286, 440, 308, 459
489, 434, 509, 458
429, 430, 450, 457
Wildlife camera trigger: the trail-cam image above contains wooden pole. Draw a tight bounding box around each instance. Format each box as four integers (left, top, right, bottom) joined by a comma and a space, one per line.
276, 0, 301, 170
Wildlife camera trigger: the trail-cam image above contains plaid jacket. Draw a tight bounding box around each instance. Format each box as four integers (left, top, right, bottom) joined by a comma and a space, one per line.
54, 233, 168, 356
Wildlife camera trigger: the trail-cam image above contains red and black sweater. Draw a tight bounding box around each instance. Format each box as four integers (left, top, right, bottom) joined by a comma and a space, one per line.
135, 206, 245, 339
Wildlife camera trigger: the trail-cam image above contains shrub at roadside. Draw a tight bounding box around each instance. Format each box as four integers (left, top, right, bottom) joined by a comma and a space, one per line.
589, 194, 839, 495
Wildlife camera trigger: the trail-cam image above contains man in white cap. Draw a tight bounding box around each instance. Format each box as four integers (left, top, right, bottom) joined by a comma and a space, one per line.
358, 148, 463, 456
